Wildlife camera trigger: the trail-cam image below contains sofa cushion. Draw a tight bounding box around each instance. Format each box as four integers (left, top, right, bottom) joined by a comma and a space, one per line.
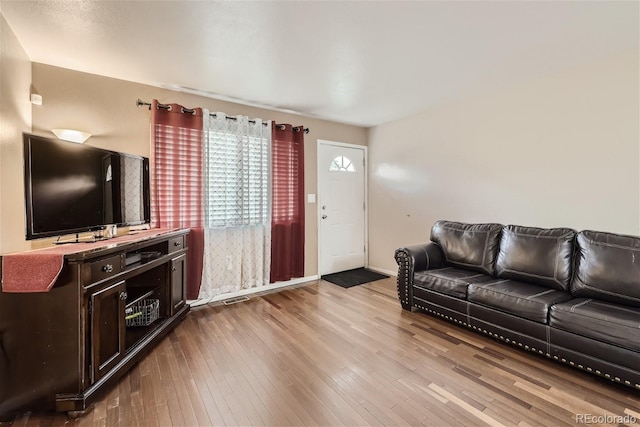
430, 221, 503, 276
468, 279, 573, 324
549, 298, 640, 352
572, 231, 640, 308
414, 267, 494, 299
495, 225, 576, 291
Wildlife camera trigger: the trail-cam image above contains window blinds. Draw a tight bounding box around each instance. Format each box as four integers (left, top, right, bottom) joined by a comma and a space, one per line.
203, 115, 271, 228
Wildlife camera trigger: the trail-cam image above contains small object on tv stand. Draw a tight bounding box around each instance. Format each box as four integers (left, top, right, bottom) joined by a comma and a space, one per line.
129, 224, 150, 234
54, 234, 79, 245
93, 225, 117, 240
125, 253, 142, 266
105, 225, 117, 238
54, 226, 119, 245
140, 251, 162, 260
125, 251, 160, 267
54, 233, 98, 245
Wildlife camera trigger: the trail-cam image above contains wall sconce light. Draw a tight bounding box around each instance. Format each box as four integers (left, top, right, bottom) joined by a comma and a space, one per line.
51, 129, 92, 144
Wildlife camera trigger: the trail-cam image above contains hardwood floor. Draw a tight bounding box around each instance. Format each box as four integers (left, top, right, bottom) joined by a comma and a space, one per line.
8, 277, 640, 426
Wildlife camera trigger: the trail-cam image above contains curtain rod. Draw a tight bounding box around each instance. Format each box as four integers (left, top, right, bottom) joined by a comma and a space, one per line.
136, 99, 310, 133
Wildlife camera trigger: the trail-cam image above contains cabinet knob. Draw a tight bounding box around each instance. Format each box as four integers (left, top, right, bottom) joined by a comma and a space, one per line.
102, 264, 114, 273
173, 241, 181, 247
171, 266, 177, 272
119, 291, 128, 301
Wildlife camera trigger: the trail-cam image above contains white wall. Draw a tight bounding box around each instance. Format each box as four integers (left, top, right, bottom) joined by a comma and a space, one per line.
368, 50, 640, 272
0, 13, 31, 253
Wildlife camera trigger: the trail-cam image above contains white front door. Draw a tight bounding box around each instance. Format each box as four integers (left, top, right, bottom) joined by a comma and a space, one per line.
318, 141, 366, 275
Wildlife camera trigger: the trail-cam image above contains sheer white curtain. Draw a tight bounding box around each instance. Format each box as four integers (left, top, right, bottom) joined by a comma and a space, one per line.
199, 112, 272, 299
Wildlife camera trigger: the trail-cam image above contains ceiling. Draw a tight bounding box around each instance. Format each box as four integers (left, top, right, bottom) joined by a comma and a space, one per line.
1, 1, 638, 127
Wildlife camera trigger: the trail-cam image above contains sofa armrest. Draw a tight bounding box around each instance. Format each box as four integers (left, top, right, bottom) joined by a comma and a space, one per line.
394, 243, 444, 310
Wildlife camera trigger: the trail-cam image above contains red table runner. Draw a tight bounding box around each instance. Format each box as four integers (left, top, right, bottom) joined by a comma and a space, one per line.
1, 228, 177, 293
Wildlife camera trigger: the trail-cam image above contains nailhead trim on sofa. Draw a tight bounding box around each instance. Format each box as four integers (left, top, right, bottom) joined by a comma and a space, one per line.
411, 302, 640, 389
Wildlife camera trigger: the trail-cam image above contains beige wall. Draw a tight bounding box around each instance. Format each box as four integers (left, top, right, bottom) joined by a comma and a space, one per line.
0, 13, 31, 253
29, 63, 367, 276
368, 50, 640, 273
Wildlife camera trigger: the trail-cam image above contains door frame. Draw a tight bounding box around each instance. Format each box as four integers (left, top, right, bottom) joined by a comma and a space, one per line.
316, 139, 368, 276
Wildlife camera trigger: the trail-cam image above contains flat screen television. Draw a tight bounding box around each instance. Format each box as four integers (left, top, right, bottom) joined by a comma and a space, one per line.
23, 133, 151, 240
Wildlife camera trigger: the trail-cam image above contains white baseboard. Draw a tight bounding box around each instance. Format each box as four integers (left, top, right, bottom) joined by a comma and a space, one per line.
367, 266, 397, 277
188, 275, 319, 307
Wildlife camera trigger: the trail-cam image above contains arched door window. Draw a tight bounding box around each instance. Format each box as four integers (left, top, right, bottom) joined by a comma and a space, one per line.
329, 156, 355, 172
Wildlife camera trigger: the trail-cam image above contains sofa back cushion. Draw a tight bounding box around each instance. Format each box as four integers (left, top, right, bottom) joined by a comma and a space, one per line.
430, 221, 503, 275
495, 225, 576, 291
572, 230, 640, 308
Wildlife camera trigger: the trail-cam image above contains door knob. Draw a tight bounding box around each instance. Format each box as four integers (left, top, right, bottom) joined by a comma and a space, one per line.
322, 215, 327, 219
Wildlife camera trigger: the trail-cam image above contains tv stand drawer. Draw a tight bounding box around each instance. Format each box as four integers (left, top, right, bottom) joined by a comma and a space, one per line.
168, 236, 184, 253
90, 254, 124, 282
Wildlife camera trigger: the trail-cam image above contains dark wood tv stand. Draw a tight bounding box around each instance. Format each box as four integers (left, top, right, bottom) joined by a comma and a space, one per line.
0, 229, 190, 420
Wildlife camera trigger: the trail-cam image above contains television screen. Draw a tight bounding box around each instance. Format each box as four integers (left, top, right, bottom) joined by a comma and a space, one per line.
23, 133, 150, 240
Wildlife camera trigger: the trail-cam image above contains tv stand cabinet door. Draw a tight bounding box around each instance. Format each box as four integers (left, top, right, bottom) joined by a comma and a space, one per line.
89, 280, 126, 383
170, 253, 186, 316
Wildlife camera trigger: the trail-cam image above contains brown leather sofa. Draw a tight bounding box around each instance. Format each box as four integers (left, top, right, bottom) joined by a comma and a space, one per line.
395, 220, 640, 389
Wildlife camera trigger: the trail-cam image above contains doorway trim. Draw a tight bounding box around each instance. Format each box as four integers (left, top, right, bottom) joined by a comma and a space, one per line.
316, 139, 368, 276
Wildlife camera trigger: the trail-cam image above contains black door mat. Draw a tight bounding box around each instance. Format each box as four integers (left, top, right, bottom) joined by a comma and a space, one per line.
321, 268, 389, 288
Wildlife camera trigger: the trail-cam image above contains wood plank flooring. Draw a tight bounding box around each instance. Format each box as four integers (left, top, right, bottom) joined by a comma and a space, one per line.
8, 277, 640, 426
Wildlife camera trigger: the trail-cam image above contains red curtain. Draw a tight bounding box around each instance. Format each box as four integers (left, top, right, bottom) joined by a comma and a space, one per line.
150, 100, 204, 299
270, 124, 305, 282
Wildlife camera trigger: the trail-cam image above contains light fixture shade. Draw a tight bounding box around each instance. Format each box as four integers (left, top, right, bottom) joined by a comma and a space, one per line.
52, 129, 92, 144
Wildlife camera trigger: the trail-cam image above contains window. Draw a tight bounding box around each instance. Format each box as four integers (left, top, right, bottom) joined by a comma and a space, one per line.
329, 155, 355, 172
203, 130, 269, 228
